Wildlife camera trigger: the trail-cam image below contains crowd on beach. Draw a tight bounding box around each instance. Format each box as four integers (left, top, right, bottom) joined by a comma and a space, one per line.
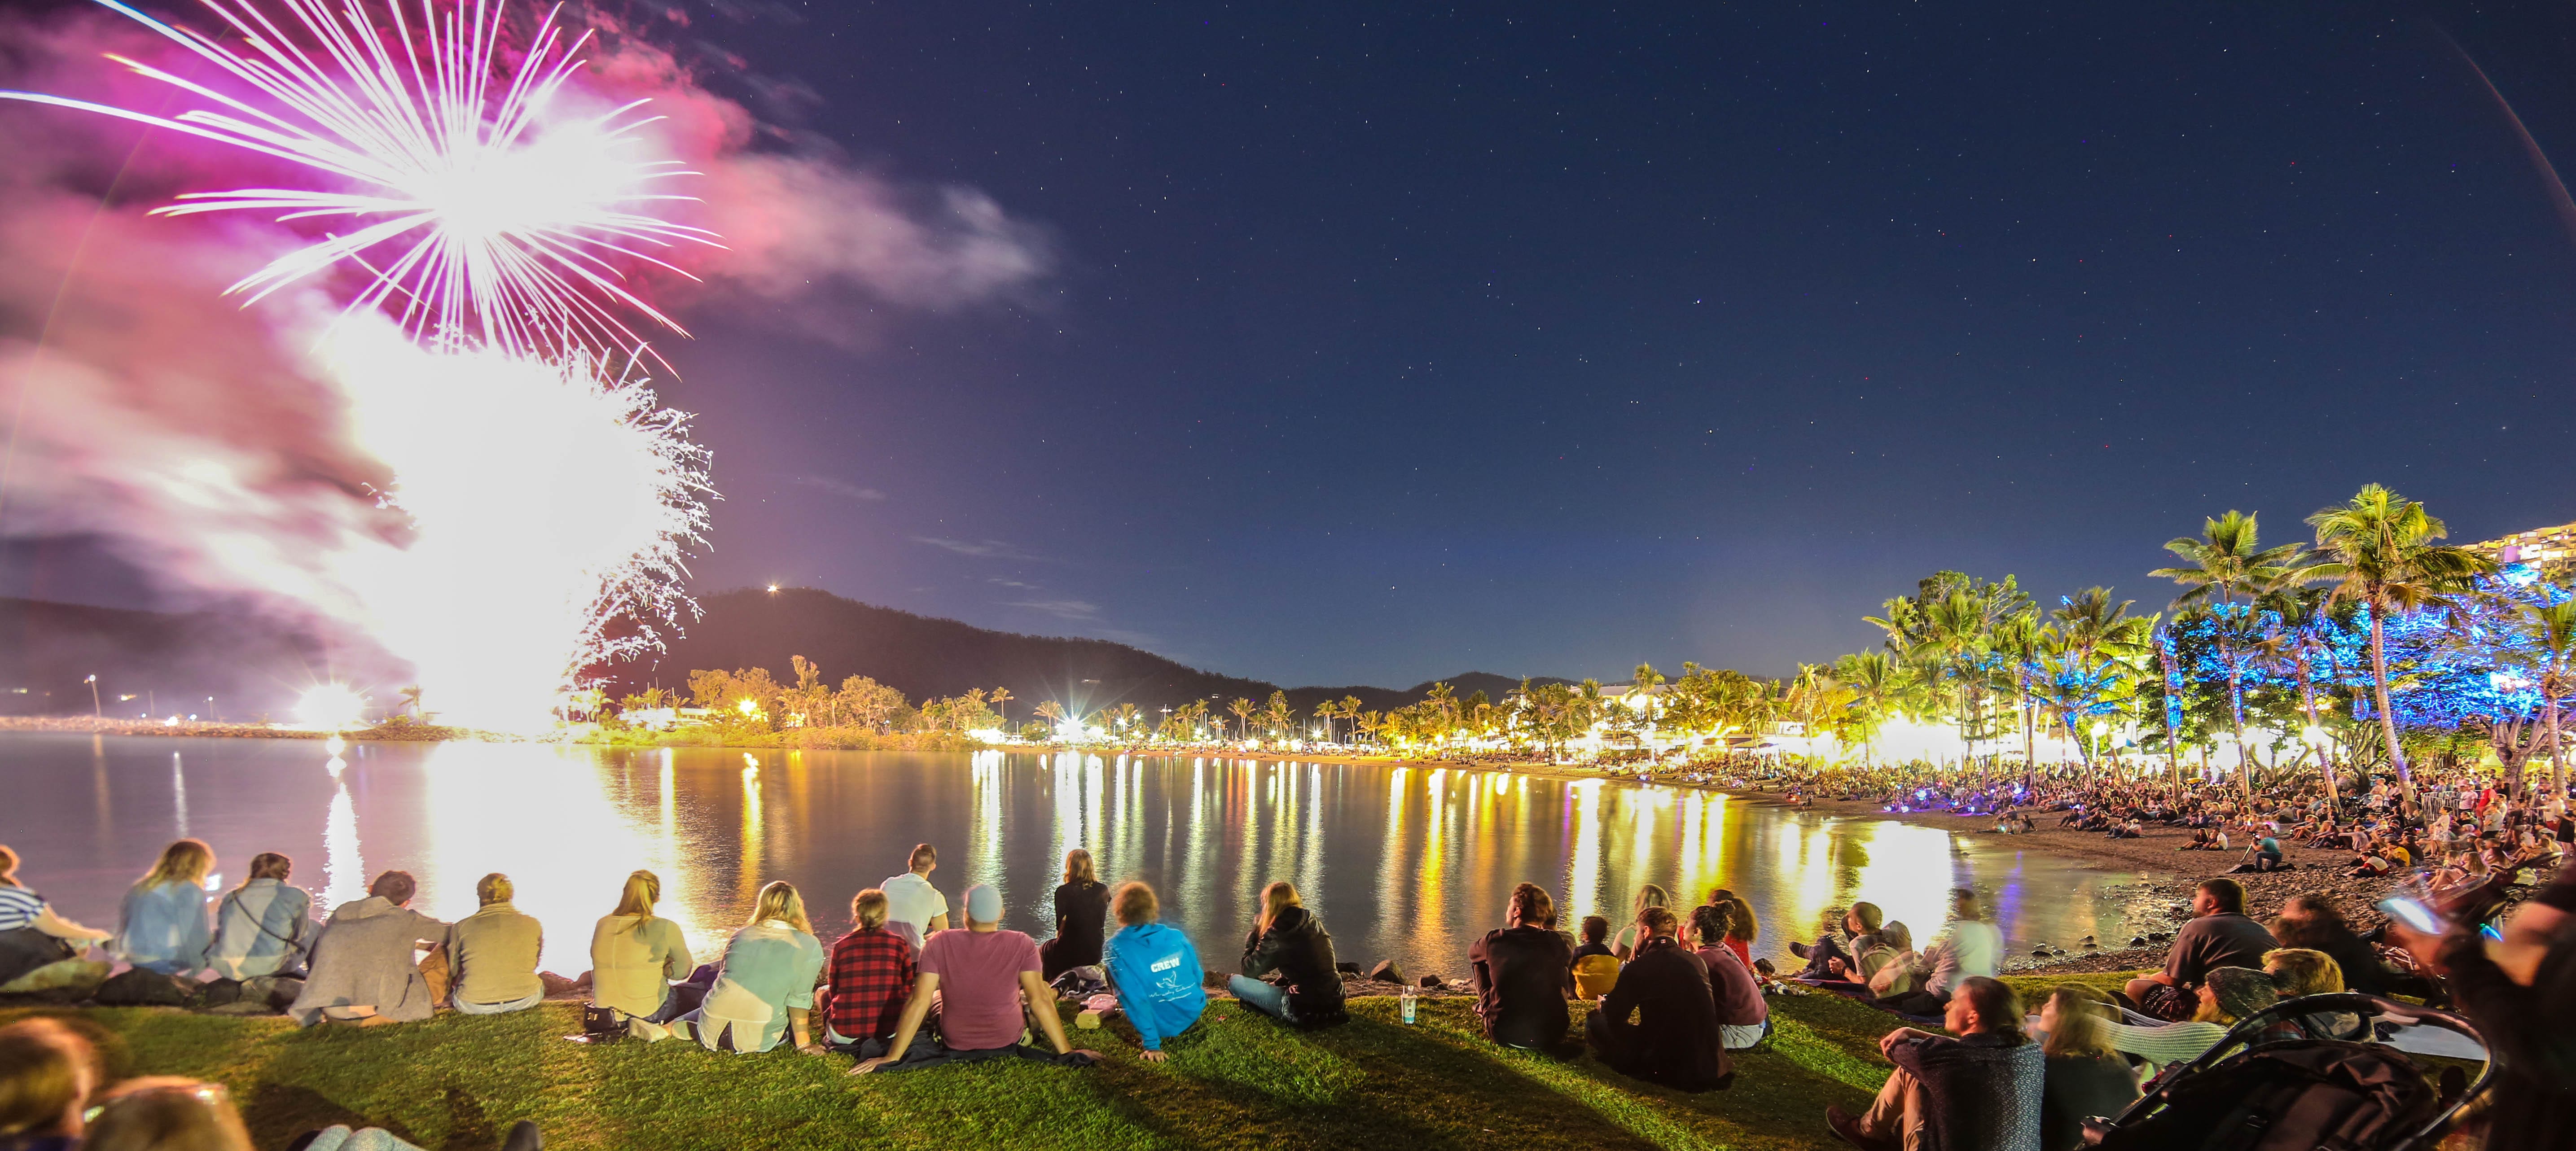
3, 753, 2574, 1151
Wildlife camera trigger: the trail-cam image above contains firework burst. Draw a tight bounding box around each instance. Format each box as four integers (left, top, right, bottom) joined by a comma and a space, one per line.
2, 0, 721, 359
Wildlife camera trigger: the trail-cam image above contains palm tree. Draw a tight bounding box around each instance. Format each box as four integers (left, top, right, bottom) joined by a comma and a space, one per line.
987, 686, 1013, 729
2251, 582, 2338, 804
1262, 691, 1294, 742
1228, 697, 1255, 741
1338, 695, 1364, 745
1988, 611, 2043, 766
1829, 652, 1904, 762
399, 685, 425, 718
2305, 485, 2497, 798
2524, 600, 2576, 820
1033, 699, 1068, 735
2150, 511, 2304, 798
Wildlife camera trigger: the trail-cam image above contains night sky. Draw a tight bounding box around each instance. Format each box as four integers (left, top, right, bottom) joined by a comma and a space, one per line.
39, 1, 2576, 691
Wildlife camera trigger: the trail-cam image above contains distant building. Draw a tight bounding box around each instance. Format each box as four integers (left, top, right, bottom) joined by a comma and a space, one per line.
2466, 521, 2576, 576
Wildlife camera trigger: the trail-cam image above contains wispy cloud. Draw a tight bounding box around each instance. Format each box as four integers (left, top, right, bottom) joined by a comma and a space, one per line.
987, 577, 1039, 590
1002, 598, 1099, 620
915, 536, 1045, 560
792, 475, 886, 502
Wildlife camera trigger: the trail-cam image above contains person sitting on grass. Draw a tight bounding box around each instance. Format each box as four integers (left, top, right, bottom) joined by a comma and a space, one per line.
446, 872, 545, 1015
2035, 985, 2140, 1151
1570, 915, 1620, 1000
114, 839, 215, 977
1101, 880, 1207, 1061
821, 888, 917, 1055
0, 1017, 101, 1151
0, 845, 113, 989
850, 884, 1101, 1072
2122, 877, 2276, 1022
1794, 902, 1883, 980
1690, 903, 1769, 1050
1228, 881, 1348, 1029
878, 843, 948, 948
588, 869, 693, 1025
1612, 884, 1669, 960
633, 881, 827, 1055
289, 870, 447, 1027
2263, 946, 2360, 1038
78, 1077, 250, 1151
1703, 888, 1757, 967
1041, 849, 1112, 982
208, 852, 312, 981
1878, 888, 1997, 1017
2106, 966, 2276, 1081
1826, 976, 2042, 1151
1585, 906, 1732, 1093
2269, 893, 2414, 998
1468, 882, 1576, 1051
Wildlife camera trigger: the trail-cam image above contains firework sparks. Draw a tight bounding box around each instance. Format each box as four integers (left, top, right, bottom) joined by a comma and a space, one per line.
1, 0, 721, 359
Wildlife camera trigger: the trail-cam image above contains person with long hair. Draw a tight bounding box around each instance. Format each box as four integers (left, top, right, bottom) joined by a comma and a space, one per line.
444, 873, 544, 1015
0, 1018, 101, 1151
2106, 965, 2275, 1077
588, 869, 693, 1023
0, 845, 111, 990
1827, 976, 2043, 1151
1467, 882, 1575, 1051
1690, 904, 1768, 1050
1230, 881, 1347, 1028
637, 881, 826, 1054
113, 840, 215, 976
2037, 986, 2140, 1151
1612, 883, 1668, 960
288, 870, 447, 1027
2270, 893, 2406, 997
1882, 887, 2000, 1016
1101, 881, 1207, 1060
1040, 848, 1110, 981
1705, 888, 1756, 968
207, 853, 311, 980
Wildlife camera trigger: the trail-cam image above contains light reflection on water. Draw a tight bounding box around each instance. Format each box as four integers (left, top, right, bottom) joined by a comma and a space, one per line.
0, 735, 2166, 976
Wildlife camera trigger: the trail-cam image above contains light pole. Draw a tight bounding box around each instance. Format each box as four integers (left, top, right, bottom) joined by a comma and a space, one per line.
85, 675, 101, 724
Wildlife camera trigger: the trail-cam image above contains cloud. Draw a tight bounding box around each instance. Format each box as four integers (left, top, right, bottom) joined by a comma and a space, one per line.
1001, 599, 1099, 620
987, 577, 1038, 590
914, 536, 1044, 561
791, 475, 885, 502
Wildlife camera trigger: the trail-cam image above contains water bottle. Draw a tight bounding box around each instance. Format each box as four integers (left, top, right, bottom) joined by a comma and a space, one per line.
1400, 984, 1418, 1024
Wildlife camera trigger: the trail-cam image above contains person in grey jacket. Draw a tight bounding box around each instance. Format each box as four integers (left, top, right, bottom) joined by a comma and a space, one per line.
208, 853, 312, 980
287, 871, 447, 1026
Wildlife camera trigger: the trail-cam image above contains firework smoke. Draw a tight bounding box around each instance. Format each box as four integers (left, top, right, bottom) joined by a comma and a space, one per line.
0, 0, 1046, 728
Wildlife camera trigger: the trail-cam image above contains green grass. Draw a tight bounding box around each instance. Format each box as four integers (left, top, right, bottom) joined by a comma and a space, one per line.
7, 984, 2120, 1151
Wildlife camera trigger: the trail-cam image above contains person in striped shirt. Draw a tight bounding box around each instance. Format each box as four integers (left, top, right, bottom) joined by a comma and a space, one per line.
0, 845, 111, 989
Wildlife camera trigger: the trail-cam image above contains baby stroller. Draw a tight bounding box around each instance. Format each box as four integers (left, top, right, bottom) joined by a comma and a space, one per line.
2081, 992, 2492, 1151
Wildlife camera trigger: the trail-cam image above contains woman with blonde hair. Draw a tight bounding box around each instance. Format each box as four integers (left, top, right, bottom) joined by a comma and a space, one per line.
2037, 986, 2139, 1151
589, 869, 693, 1023
637, 880, 825, 1055
0, 845, 112, 989
208, 852, 312, 980
1612, 884, 1669, 960
1041, 847, 1111, 980
1231, 880, 1346, 1028
1863, 920, 1924, 999
114, 840, 215, 976
2264, 946, 2360, 1039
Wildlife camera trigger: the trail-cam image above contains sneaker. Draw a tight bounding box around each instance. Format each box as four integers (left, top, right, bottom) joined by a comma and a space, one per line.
500, 1121, 543, 1151
626, 1017, 672, 1042
1825, 1105, 1891, 1151
1790, 941, 1812, 960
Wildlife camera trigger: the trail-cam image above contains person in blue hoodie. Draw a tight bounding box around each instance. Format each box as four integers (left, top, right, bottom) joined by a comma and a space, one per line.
1099, 881, 1206, 1061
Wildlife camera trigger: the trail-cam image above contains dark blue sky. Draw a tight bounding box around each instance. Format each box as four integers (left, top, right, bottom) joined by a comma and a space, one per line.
648, 1, 2576, 687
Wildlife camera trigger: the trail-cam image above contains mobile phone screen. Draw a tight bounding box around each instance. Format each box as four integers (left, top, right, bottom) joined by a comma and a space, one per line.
2378, 897, 2443, 935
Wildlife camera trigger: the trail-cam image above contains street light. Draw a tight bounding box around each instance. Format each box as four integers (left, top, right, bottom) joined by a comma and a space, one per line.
85, 675, 101, 723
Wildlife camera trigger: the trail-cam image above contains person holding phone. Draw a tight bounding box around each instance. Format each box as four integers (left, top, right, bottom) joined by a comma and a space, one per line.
2385, 861, 2576, 1151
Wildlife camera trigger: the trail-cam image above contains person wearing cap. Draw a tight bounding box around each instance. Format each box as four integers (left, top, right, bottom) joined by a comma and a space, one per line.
2103, 966, 2277, 1079
849, 883, 1101, 1072
2386, 859, 2576, 1151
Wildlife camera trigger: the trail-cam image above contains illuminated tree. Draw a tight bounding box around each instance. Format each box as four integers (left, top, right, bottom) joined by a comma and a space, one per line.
2305, 485, 2496, 798
2151, 510, 2304, 798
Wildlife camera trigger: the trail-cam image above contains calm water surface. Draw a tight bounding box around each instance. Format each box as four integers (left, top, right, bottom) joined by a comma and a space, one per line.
1, 735, 2170, 976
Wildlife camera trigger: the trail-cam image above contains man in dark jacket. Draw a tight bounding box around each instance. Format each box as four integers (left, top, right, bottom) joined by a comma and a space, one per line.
1469, 882, 1576, 1051
2392, 861, 2576, 1151
1584, 907, 1732, 1092
1828, 976, 2044, 1151
2123, 877, 2276, 1020
1230, 893, 1347, 1028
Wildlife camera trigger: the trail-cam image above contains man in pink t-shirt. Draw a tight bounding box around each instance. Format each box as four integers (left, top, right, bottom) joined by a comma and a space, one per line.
851, 884, 1099, 1072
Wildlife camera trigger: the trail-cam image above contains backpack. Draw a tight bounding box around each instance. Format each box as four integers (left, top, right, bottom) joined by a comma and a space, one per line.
2090, 1039, 2440, 1151
94, 967, 194, 1007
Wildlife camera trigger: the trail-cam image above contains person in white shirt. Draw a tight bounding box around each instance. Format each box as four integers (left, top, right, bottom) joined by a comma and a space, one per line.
1880, 887, 1999, 1015
877, 844, 948, 949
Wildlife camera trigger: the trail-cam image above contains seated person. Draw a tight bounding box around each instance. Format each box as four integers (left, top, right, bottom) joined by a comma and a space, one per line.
2263, 946, 2359, 1038
633, 881, 826, 1055
821, 888, 916, 1055
1468, 882, 1575, 1050
2181, 827, 2215, 850
1227, 881, 1347, 1028
1101, 880, 1207, 1060
1793, 902, 1883, 980
2107, 966, 2275, 1080
1689, 904, 1768, 1050
0, 845, 114, 990
208, 853, 312, 980
2123, 878, 2276, 1021
2036, 986, 2142, 1151
114, 839, 216, 977
1040, 849, 1110, 982
2226, 832, 2287, 874
79, 1076, 252, 1151
1826, 977, 2044, 1151
850, 884, 1101, 1071
288, 871, 448, 1026
445, 872, 545, 1015
588, 869, 693, 1024
0, 1017, 101, 1151
1570, 915, 1620, 1000
1836, 919, 1917, 995
1584, 907, 1731, 1092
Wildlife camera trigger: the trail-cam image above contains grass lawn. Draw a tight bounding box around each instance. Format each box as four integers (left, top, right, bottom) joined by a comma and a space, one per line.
8, 975, 2146, 1150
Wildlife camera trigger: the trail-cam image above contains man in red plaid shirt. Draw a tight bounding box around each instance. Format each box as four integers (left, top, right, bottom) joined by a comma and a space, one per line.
822, 888, 920, 1055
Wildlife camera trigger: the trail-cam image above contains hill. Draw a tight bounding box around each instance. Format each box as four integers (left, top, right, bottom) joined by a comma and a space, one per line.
607, 586, 1563, 722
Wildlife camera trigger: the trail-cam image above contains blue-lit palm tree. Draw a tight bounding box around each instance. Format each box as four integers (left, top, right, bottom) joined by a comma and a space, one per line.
2151, 510, 2304, 799
2305, 486, 2496, 799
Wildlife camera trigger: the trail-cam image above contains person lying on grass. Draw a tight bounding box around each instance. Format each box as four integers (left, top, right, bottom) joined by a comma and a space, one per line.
850, 884, 1101, 1072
